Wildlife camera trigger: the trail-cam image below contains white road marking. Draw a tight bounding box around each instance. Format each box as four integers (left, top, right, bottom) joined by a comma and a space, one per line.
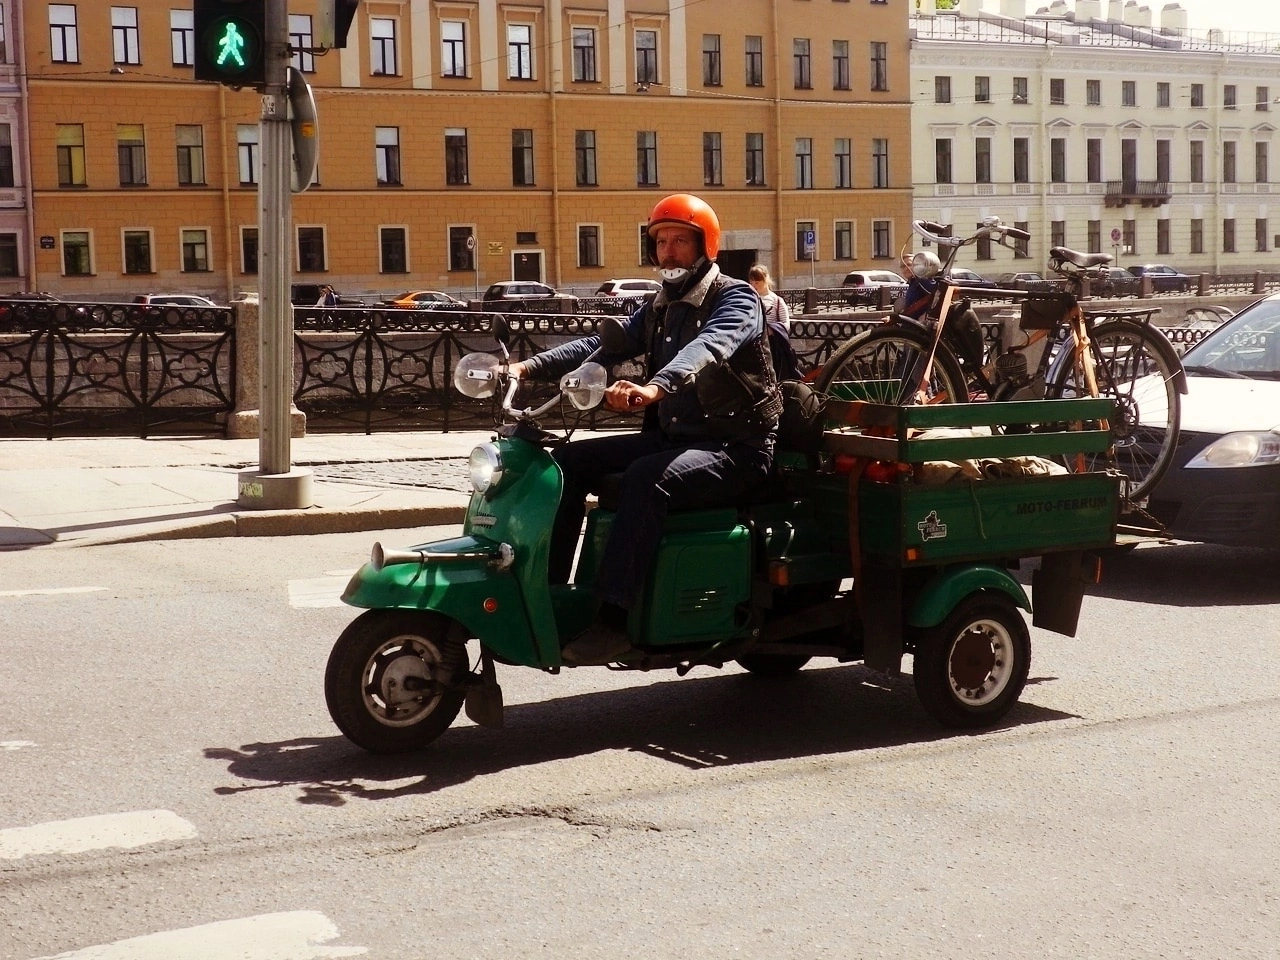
1, 740, 35, 751
33, 911, 367, 959
0, 586, 106, 598
288, 576, 353, 609
0, 810, 197, 860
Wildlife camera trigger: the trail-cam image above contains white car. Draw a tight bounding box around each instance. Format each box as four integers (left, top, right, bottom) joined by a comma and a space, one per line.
133, 294, 221, 307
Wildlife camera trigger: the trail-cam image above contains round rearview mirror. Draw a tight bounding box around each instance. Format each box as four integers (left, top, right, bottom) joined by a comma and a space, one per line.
560, 361, 608, 411
453, 352, 501, 398
597, 316, 630, 355
490, 314, 512, 347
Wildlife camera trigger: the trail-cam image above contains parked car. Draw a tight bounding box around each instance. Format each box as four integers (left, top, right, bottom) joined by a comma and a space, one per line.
1127, 263, 1195, 294
132, 294, 221, 307
949, 267, 991, 288
481, 281, 577, 312
1146, 293, 1280, 547
841, 269, 908, 306
595, 278, 662, 298
1092, 266, 1143, 298
0, 292, 87, 322
380, 290, 466, 310
991, 271, 1057, 292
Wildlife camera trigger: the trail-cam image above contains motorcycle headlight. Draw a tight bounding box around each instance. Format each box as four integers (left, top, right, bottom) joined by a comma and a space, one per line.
468, 443, 505, 495
1186, 431, 1280, 468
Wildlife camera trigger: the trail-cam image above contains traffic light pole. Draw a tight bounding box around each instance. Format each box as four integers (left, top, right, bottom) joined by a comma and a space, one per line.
238, 0, 312, 509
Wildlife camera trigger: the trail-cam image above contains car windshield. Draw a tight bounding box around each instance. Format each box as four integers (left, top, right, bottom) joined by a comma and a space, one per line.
1181, 299, 1280, 378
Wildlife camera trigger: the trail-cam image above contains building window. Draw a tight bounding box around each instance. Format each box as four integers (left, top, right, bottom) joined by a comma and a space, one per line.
871, 138, 889, 188
176, 125, 205, 185
975, 76, 990, 103
1223, 218, 1236, 253
181, 228, 209, 272
935, 138, 952, 184
1122, 80, 1136, 107
441, 21, 466, 77
1256, 218, 1268, 252
1157, 82, 1171, 108
1190, 140, 1204, 183
637, 223, 649, 267
974, 137, 991, 184
0, 233, 18, 277
1223, 141, 1237, 183
297, 226, 326, 271
1013, 76, 1029, 104
1156, 139, 1171, 182
1050, 77, 1065, 105
380, 226, 407, 273
376, 126, 401, 185
57, 124, 86, 187
1052, 220, 1066, 249
50, 5, 79, 63
1190, 218, 1204, 254
1123, 219, 1136, 255
1190, 83, 1204, 107
1087, 220, 1100, 254
703, 34, 721, 86
123, 230, 151, 274
703, 132, 722, 186
578, 225, 602, 267
0, 125, 13, 187
1224, 84, 1237, 110
445, 128, 469, 185
636, 131, 658, 186
834, 138, 851, 188
795, 220, 816, 261
1050, 138, 1066, 183
507, 23, 532, 79
371, 17, 397, 75
449, 225, 474, 271
512, 129, 534, 186
871, 220, 891, 259
237, 125, 258, 185
934, 76, 951, 104
793, 38, 811, 89
62, 230, 91, 275
1157, 218, 1171, 255
170, 9, 193, 66
289, 14, 314, 72
795, 138, 813, 189
869, 42, 887, 92
745, 36, 763, 87
1086, 138, 1102, 183
635, 29, 658, 85
1257, 141, 1269, 183
111, 7, 140, 65
832, 40, 849, 90
746, 132, 765, 185
1013, 220, 1030, 259
976, 223, 992, 260
1257, 86, 1269, 112
575, 130, 597, 186
117, 124, 146, 186
572, 28, 597, 82
1086, 79, 1100, 106
834, 220, 853, 260
1013, 137, 1029, 183
241, 227, 258, 274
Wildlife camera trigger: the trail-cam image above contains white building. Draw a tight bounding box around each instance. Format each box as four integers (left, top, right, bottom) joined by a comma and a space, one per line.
911, 0, 1280, 277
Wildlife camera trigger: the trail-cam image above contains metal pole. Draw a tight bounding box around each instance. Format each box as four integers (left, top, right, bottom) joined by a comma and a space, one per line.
238, 0, 312, 509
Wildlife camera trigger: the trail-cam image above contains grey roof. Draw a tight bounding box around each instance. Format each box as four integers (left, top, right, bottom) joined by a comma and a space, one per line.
912, 13, 1280, 54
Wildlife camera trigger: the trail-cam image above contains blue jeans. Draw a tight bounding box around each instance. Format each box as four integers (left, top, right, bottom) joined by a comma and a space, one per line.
550, 430, 774, 609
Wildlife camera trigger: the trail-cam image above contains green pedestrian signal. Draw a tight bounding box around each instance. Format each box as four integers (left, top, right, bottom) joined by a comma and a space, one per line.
193, 1, 265, 87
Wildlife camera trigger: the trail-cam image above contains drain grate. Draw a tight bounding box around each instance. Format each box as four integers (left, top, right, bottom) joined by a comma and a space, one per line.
307, 458, 471, 493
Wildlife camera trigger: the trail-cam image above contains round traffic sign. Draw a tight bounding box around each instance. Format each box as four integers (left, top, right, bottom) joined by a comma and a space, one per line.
465, 236, 476, 250
1110, 228, 1122, 243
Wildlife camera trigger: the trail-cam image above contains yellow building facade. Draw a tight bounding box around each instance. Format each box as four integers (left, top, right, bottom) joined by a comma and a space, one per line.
21, 0, 912, 300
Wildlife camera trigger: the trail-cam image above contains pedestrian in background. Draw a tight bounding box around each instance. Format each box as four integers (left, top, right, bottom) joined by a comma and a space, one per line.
748, 264, 799, 382
748, 264, 790, 331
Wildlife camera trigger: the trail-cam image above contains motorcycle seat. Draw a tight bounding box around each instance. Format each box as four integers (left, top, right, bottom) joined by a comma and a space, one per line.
596, 469, 786, 514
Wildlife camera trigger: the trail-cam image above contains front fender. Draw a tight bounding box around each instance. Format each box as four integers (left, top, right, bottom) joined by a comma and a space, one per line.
907, 564, 1031, 629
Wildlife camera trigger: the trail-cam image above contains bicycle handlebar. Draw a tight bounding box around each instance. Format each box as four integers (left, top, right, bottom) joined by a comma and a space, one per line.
911, 218, 1030, 247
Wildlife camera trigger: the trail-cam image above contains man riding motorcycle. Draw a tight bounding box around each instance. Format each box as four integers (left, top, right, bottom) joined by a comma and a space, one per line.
509, 193, 781, 664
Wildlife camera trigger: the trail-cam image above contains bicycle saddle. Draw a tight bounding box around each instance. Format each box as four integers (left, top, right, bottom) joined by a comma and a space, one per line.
1049, 246, 1112, 268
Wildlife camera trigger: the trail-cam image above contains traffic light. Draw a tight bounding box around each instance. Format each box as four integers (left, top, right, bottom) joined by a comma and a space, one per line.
193, 0, 266, 87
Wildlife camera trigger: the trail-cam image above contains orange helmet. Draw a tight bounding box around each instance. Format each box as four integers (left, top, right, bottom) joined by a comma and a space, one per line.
645, 193, 721, 263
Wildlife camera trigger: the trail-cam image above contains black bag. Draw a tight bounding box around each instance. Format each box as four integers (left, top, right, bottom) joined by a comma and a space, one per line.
776, 379, 827, 456
767, 319, 801, 383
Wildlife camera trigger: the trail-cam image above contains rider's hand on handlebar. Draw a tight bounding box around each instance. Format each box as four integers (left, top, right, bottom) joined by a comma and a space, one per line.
605, 380, 665, 411
507, 361, 525, 379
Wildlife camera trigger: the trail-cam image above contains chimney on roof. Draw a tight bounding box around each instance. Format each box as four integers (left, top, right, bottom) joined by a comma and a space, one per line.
1107, 0, 1126, 20
1000, 0, 1027, 17
1047, 0, 1070, 16
1075, 0, 1102, 21
1124, 2, 1153, 26
958, 0, 982, 18
1160, 3, 1188, 32
917, 0, 937, 17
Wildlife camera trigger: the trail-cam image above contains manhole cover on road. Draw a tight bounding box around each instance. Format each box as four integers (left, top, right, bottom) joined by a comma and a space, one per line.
308, 458, 471, 493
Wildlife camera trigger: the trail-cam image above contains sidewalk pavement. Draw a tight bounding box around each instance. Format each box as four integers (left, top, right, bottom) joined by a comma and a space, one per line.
0, 430, 565, 549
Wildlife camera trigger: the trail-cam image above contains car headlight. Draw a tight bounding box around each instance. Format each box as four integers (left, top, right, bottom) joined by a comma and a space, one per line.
468, 443, 505, 494
1186, 431, 1280, 468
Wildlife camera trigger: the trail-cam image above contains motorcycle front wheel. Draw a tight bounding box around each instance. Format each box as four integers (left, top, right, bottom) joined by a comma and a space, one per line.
325, 610, 469, 754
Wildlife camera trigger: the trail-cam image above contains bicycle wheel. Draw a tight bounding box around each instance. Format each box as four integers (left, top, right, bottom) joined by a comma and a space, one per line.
815, 323, 969, 406
1047, 318, 1181, 501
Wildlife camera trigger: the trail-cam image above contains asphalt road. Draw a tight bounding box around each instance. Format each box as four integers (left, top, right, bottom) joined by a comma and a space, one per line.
1, 531, 1277, 959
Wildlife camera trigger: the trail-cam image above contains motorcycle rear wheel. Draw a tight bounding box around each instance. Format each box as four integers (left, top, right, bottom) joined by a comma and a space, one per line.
325, 610, 468, 754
